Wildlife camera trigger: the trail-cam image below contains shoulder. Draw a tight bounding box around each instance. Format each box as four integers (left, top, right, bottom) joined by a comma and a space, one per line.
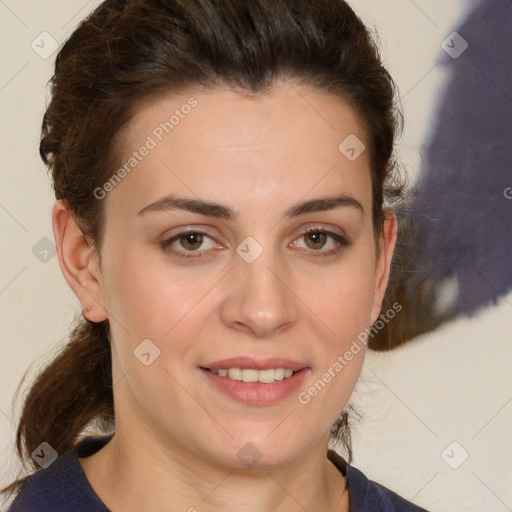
8, 435, 113, 512
327, 450, 431, 512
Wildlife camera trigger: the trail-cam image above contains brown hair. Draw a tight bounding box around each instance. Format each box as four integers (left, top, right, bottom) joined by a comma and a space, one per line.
2, 0, 404, 497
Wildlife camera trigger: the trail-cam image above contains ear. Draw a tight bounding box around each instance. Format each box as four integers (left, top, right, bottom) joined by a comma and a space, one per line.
370, 210, 398, 324
52, 200, 108, 322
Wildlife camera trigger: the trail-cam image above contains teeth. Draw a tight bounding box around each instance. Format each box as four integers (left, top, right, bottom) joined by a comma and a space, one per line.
228, 368, 243, 380
260, 368, 281, 383
209, 367, 296, 383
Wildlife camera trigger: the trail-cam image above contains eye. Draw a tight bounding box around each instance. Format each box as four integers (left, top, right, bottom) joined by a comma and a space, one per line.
160, 230, 219, 259
160, 226, 349, 260
290, 227, 349, 257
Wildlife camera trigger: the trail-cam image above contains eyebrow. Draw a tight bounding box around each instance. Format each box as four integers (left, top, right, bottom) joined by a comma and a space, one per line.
136, 193, 364, 219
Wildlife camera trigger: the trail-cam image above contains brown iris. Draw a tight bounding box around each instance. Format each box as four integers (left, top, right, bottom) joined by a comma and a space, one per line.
304, 231, 327, 250
179, 232, 204, 251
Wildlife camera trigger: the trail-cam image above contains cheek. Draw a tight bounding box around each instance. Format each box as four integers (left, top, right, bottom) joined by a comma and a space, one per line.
103, 232, 377, 352
296, 249, 375, 403
102, 249, 206, 424
309, 251, 376, 338
101, 244, 187, 333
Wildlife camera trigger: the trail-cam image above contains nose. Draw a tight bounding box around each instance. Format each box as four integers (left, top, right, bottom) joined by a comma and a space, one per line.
220, 240, 299, 338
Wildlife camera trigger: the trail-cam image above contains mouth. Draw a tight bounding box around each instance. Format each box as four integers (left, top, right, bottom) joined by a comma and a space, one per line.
200, 356, 309, 382
201, 367, 298, 384
199, 357, 310, 405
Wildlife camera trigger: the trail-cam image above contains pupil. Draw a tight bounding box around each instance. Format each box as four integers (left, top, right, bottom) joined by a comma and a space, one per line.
307, 231, 325, 249
182, 233, 202, 250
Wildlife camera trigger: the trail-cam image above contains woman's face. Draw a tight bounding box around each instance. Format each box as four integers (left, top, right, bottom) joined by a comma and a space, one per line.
92, 80, 395, 467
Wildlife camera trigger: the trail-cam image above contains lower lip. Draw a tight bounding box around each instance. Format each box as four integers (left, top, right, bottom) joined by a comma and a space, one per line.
200, 368, 310, 405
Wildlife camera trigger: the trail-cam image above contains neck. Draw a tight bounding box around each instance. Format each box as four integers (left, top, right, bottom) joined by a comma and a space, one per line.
79, 425, 349, 512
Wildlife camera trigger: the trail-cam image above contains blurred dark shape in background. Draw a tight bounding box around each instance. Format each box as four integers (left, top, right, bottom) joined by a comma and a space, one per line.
370, 0, 512, 350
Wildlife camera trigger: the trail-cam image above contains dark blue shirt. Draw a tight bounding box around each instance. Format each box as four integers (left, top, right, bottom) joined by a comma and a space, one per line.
8, 434, 430, 511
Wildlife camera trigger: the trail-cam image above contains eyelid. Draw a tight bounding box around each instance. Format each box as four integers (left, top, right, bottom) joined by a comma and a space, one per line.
297, 224, 348, 242
160, 225, 220, 244
290, 225, 349, 253
160, 224, 349, 259
159, 228, 220, 259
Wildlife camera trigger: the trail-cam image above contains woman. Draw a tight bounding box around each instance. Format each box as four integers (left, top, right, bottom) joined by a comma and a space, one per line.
3, 0, 430, 510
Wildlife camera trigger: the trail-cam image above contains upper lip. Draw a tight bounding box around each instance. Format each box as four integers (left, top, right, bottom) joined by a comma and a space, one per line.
201, 357, 309, 371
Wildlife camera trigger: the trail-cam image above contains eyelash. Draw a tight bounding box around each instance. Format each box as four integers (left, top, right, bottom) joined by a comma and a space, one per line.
160, 226, 349, 260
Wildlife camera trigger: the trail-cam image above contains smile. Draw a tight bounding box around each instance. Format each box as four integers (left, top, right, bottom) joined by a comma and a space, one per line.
206, 367, 295, 383
200, 367, 309, 405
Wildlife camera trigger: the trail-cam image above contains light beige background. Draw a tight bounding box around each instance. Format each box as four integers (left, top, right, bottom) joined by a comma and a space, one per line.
1, 1, 511, 511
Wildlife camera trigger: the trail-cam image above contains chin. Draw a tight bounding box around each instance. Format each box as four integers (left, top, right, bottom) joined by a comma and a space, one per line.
201, 429, 311, 470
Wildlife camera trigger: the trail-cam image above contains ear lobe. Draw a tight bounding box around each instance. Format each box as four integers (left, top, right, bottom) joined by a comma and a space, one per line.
52, 200, 108, 322
370, 211, 398, 324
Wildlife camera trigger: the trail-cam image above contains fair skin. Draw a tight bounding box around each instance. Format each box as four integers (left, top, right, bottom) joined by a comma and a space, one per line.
52, 80, 397, 512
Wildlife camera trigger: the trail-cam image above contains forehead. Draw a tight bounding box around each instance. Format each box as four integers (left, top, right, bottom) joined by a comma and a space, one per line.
107, 80, 372, 218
